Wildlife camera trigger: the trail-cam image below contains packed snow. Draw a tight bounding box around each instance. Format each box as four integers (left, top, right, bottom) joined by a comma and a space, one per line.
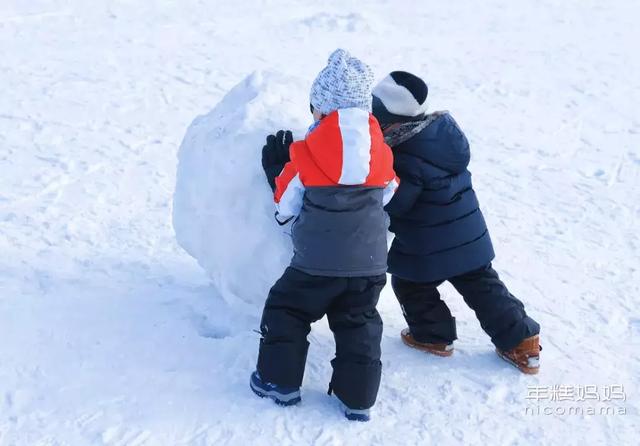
1, 0, 639, 445
173, 71, 307, 306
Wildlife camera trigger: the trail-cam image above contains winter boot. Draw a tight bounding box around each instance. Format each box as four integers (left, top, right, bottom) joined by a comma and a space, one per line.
344, 406, 370, 422
250, 371, 301, 406
330, 391, 371, 422
496, 335, 541, 375
400, 328, 454, 357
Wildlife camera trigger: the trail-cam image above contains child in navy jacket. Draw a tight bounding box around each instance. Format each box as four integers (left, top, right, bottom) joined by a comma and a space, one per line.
372, 71, 541, 374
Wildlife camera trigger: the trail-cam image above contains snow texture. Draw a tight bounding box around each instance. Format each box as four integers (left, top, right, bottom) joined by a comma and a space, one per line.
0, 0, 639, 445
173, 71, 308, 305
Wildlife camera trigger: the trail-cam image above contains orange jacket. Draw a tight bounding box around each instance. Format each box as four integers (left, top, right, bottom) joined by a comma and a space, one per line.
274, 108, 399, 221
272, 107, 399, 277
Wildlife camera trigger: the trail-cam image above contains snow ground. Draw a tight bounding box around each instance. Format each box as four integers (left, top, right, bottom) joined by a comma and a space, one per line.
1, 0, 639, 445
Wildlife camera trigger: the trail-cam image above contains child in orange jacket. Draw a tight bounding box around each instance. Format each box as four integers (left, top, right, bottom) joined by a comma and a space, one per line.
250, 49, 398, 421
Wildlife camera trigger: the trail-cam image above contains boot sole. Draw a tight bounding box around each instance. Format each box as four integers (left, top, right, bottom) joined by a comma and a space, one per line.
250, 379, 302, 406
496, 349, 540, 375
401, 333, 454, 357
345, 411, 370, 422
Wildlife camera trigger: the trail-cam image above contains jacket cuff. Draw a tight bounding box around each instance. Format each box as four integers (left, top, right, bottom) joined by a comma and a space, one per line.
274, 212, 294, 226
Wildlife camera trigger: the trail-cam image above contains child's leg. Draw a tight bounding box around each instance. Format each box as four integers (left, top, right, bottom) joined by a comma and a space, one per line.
448, 263, 540, 351
326, 274, 386, 410
391, 275, 457, 344
257, 267, 342, 388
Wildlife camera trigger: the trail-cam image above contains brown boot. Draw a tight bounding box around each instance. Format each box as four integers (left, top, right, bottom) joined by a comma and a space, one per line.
400, 328, 454, 357
496, 335, 541, 374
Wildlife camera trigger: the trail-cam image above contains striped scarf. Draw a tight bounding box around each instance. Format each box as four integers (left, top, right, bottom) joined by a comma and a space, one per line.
383, 111, 448, 147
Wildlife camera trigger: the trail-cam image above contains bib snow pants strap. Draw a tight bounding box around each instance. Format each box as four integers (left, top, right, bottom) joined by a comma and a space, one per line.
256, 267, 385, 410
391, 263, 540, 351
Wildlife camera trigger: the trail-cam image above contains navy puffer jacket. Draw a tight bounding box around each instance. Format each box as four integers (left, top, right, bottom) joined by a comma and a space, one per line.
385, 113, 495, 282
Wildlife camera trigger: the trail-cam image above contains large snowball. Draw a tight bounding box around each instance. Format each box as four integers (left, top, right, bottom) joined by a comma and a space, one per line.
173, 71, 311, 305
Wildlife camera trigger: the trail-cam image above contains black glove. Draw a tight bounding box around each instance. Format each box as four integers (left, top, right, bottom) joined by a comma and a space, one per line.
262, 130, 293, 191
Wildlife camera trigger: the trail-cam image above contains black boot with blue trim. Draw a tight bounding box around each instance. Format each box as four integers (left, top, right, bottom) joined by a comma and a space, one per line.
250, 371, 301, 406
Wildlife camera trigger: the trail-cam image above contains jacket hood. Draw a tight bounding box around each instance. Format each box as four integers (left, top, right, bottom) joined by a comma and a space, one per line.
396, 113, 470, 174
304, 108, 391, 185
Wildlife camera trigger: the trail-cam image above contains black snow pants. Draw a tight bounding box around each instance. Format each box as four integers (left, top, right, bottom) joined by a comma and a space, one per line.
391, 263, 539, 351
257, 267, 386, 410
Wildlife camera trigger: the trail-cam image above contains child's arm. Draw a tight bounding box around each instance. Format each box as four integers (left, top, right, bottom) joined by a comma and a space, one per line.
383, 176, 400, 206
384, 180, 422, 216
274, 159, 305, 224
384, 157, 422, 217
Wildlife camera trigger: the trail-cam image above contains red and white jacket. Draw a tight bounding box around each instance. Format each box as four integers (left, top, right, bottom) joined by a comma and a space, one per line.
272, 107, 399, 277
274, 108, 399, 221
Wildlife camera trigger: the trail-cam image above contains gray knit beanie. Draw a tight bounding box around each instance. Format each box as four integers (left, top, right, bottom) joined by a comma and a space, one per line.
309, 49, 374, 116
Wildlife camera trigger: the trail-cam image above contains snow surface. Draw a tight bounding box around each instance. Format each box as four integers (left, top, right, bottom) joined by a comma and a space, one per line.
1, 0, 639, 445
